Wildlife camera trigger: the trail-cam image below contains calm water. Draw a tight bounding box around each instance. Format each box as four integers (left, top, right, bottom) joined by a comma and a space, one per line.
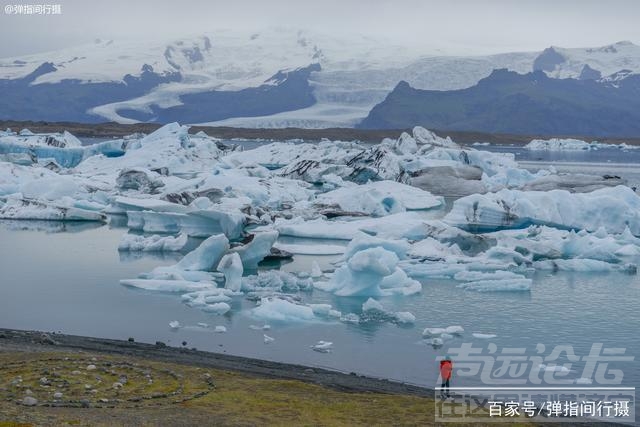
0, 219, 638, 390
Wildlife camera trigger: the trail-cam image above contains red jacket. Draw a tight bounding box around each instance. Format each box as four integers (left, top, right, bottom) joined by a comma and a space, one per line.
440, 360, 453, 380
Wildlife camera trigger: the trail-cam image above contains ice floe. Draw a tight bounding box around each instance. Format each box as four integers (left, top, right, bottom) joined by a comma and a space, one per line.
118, 233, 188, 252
252, 297, 316, 322
361, 298, 416, 324
445, 186, 640, 235
311, 341, 333, 353
525, 138, 639, 151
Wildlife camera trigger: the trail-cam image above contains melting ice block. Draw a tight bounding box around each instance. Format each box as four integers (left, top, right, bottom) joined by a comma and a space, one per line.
118, 233, 188, 252
251, 297, 316, 323
361, 298, 416, 324
178, 234, 229, 271
230, 231, 278, 269
315, 180, 442, 217
317, 247, 421, 297
217, 252, 243, 292
445, 186, 640, 235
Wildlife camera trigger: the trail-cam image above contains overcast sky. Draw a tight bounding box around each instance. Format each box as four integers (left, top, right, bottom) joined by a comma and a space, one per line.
1, 0, 639, 58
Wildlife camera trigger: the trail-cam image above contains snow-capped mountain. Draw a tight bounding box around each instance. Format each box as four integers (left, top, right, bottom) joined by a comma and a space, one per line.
1, 29, 639, 129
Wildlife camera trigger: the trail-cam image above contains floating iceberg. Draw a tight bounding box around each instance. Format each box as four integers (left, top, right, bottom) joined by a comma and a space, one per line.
242, 270, 313, 293
217, 252, 243, 291
445, 186, 640, 235
423, 326, 464, 337
472, 333, 497, 339
169, 320, 181, 329
177, 234, 229, 271
317, 247, 420, 297
0, 197, 106, 222
361, 298, 415, 324
230, 231, 278, 269
525, 138, 639, 151
315, 180, 442, 217
251, 297, 316, 323
311, 341, 333, 353
118, 233, 188, 252
120, 279, 213, 292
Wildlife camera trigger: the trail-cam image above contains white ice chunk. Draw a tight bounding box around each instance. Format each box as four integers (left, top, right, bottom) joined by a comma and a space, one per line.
315, 180, 442, 217
263, 334, 275, 344
472, 333, 497, 339
318, 247, 421, 297
217, 252, 243, 292
202, 302, 231, 314
169, 320, 181, 329
178, 234, 229, 271
120, 279, 213, 292
343, 232, 409, 261
118, 233, 188, 252
311, 341, 333, 353
361, 298, 415, 324
243, 270, 313, 292
445, 186, 640, 235
251, 297, 316, 322
214, 326, 227, 333
230, 231, 278, 269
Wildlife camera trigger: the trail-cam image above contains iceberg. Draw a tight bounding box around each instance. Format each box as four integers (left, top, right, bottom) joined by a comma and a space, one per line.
317, 247, 421, 297
230, 231, 279, 269
423, 326, 464, 337
361, 298, 416, 324
118, 233, 188, 252
525, 138, 639, 151
177, 234, 229, 271
315, 180, 442, 217
169, 320, 181, 329
445, 186, 640, 235
251, 297, 316, 323
275, 211, 430, 241
217, 253, 243, 292
311, 341, 333, 353
473, 333, 497, 339
202, 302, 231, 315
120, 279, 213, 292
0, 197, 106, 222
242, 270, 313, 293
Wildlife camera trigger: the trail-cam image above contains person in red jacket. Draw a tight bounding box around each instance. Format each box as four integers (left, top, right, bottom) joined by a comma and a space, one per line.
439, 355, 453, 398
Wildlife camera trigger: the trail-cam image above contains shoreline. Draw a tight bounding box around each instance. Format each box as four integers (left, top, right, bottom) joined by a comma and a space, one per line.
0, 328, 433, 398
2, 120, 640, 146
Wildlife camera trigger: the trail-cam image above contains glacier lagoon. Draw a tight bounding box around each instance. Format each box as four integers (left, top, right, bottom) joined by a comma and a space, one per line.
1, 154, 639, 390
1, 125, 639, 393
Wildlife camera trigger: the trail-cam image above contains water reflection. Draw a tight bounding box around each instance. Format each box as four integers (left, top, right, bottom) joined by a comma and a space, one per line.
0, 219, 103, 234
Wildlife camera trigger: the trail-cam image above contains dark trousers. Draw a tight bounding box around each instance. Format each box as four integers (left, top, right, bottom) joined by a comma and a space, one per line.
441, 378, 450, 396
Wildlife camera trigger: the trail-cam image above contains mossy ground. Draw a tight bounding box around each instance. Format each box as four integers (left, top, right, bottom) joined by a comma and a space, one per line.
0, 351, 532, 426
